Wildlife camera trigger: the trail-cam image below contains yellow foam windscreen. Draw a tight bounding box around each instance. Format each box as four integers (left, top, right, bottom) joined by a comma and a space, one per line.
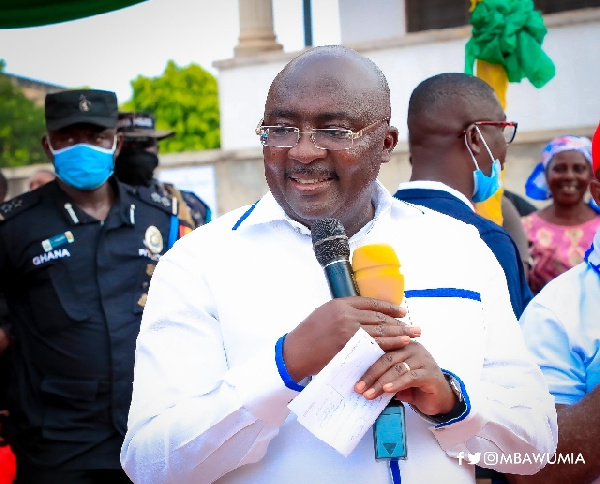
351, 244, 404, 305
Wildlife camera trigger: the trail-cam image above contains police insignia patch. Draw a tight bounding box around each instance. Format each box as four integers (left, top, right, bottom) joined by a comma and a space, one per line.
79, 95, 91, 112
0, 198, 23, 215
144, 226, 163, 254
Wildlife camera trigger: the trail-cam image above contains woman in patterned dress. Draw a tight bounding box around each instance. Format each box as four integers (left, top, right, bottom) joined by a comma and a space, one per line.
523, 135, 600, 294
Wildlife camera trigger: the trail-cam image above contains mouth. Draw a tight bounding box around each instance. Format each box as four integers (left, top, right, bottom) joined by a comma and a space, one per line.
287, 169, 337, 190
558, 183, 579, 193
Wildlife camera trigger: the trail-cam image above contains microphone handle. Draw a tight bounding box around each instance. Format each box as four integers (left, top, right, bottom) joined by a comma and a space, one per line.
323, 259, 360, 298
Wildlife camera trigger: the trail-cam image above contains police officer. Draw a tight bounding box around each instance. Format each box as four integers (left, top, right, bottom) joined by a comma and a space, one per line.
114, 112, 211, 229
0, 89, 186, 483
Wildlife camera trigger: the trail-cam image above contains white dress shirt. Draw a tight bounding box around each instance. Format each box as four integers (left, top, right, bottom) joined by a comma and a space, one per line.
121, 182, 557, 484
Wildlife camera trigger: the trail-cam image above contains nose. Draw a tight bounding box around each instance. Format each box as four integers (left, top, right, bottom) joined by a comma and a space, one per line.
287, 131, 327, 164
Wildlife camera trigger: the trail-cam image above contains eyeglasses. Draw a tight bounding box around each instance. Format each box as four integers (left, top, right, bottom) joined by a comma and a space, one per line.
459, 121, 518, 145
255, 118, 390, 150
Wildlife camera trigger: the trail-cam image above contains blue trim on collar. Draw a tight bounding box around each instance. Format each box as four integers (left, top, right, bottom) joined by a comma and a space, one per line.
405, 288, 481, 302
435, 369, 471, 428
275, 334, 305, 392
584, 243, 600, 277
232, 200, 259, 230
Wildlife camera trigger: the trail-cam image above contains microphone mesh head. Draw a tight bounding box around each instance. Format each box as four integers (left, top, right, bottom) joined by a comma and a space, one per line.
311, 219, 350, 266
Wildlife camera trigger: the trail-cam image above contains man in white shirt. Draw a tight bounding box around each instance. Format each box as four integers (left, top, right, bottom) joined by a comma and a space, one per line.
121, 46, 557, 484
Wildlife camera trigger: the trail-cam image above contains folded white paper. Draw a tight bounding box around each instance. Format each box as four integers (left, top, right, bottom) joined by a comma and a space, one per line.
288, 328, 393, 456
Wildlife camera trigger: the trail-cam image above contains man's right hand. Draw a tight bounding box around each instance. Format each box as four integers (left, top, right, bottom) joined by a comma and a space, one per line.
282, 297, 420, 382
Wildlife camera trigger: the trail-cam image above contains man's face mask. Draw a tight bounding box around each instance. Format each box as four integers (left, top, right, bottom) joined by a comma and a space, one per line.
49, 138, 117, 191
114, 147, 159, 187
464, 126, 502, 203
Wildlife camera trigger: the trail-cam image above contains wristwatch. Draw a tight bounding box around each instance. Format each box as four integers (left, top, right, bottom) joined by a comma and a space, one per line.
411, 373, 466, 425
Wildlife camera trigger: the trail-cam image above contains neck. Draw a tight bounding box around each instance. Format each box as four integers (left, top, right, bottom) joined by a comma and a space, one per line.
58, 179, 115, 221
544, 200, 595, 225
409, 160, 474, 203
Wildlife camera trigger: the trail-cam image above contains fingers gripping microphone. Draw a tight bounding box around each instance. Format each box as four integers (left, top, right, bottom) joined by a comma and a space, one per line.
312, 219, 360, 298
351, 244, 405, 305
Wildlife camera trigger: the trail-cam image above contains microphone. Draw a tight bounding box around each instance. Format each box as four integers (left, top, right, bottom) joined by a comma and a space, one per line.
311, 219, 359, 298
351, 244, 404, 305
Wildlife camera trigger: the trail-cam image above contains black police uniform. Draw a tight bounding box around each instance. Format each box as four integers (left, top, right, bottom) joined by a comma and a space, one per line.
0, 177, 182, 473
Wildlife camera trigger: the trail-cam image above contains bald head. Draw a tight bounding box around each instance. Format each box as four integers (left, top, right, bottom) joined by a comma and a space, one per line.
406, 73, 507, 197
261, 45, 399, 238
408, 73, 501, 146
266, 46, 391, 121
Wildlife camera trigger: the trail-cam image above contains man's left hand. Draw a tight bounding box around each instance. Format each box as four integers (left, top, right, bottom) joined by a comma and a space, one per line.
354, 341, 457, 416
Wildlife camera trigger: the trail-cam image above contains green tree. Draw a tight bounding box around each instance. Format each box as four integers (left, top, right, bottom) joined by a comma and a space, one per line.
122, 60, 220, 153
0, 60, 47, 167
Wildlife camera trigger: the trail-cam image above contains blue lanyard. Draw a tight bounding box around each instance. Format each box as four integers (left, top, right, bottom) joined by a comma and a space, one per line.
390, 459, 401, 483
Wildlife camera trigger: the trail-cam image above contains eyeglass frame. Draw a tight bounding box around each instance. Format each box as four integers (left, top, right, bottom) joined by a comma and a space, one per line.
255, 117, 390, 150
458, 121, 518, 145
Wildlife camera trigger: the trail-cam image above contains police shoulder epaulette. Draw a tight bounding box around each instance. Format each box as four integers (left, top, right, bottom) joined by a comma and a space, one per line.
0, 191, 41, 222
131, 185, 175, 215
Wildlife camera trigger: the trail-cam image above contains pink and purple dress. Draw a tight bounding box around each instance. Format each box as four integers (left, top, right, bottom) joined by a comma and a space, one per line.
522, 212, 600, 293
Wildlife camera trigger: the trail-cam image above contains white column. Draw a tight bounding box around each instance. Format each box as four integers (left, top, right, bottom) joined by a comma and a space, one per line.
234, 0, 283, 57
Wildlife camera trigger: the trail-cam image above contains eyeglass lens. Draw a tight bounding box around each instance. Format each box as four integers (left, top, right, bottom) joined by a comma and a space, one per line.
260, 127, 354, 150
503, 124, 516, 144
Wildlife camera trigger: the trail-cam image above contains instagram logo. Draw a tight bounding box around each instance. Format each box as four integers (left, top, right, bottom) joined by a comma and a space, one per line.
484, 452, 498, 465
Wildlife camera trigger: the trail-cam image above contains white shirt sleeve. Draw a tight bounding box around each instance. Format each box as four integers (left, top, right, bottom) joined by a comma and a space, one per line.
120, 240, 299, 484
430, 238, 558, 474
519, 298, 586, 406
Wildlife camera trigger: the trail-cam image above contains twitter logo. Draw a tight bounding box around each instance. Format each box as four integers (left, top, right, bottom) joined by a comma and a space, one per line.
457, 452, 481, 465
467, 452, 481, 465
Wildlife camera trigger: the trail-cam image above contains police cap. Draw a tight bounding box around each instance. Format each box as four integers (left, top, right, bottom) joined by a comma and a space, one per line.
117, 112, 175, 141
45, 89, 118, 132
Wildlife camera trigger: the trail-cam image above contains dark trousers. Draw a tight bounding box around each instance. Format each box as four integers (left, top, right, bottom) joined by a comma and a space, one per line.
14, 467, 132, 484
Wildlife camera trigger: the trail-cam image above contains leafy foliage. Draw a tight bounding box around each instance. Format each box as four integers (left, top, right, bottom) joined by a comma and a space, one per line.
0, 60, 47, 167
121, 60, 220, 153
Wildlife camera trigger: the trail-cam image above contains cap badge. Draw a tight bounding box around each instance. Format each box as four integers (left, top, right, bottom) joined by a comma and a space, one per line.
144, 225, 164, 254
79, 95, 91, 112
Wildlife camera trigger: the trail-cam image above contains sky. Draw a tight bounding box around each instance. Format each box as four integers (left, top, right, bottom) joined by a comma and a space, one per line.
0, 0, 341, 103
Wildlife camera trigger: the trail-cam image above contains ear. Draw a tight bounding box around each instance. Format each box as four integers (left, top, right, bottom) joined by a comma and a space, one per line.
381, 125, 399, 164
113, 133, 124, 159
590, 178, 600, 206
464, 124, 483, 156
41, 135, 53, 161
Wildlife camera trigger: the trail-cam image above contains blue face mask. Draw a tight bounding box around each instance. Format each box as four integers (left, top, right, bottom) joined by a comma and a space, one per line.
465, 127, 502, 203
49, 139, 116, 191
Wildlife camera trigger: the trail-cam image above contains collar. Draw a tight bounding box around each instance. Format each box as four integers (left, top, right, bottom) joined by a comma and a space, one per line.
53, 176, 135, 227
237, 180, 394, 239
584, 229, 600, 277
396, 180, 475, 212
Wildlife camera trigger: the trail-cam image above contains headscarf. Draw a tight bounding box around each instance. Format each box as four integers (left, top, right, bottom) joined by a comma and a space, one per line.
525, 135, 592, 200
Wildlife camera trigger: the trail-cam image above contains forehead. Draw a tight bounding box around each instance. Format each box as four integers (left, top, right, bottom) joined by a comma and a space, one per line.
265, 56, 384, 121
551, 150, 589, 164
50, 123, 113, 135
